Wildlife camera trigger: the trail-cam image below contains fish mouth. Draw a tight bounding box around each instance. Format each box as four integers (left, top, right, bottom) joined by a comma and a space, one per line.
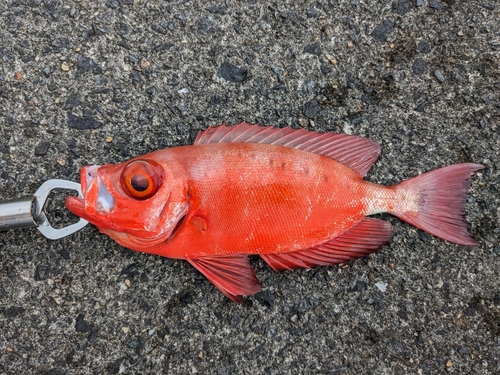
66, 195, 85, 216
66, 165, 115, 217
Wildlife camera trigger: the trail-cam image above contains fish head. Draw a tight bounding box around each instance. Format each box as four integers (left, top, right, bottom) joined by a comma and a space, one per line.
66, 157, 189, 249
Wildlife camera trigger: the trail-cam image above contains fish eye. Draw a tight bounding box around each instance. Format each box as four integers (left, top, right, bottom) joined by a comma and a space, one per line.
121, 160, 162, 200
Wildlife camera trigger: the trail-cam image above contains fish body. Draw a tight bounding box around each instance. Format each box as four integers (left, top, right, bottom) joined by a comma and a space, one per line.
135, 142, 372, 258
67, 123, 483, 302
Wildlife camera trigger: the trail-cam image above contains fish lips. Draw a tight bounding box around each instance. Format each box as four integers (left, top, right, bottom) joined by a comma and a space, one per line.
66, 195, 85, 217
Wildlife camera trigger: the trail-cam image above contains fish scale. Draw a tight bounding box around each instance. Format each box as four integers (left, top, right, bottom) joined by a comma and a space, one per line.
179, 143, 365, 257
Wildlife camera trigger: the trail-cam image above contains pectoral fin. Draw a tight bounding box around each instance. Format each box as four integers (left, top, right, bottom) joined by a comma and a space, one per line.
261, 218, 393, 271
187, 254, 261, 303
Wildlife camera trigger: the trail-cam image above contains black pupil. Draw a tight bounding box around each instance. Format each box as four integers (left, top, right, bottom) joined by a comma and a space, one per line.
130, 174, 149, 192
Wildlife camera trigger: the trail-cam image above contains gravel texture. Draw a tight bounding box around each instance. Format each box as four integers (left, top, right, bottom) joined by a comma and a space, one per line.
0, 0, 499, 374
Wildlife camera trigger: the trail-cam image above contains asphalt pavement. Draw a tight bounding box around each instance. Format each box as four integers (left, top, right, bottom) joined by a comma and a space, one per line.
0, 0, 499, 374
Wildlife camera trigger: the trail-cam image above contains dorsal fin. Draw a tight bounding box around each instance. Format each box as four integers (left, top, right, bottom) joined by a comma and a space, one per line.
194, 122, 380, 176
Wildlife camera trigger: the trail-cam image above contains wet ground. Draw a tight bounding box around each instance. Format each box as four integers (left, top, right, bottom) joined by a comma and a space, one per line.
0, 0, 499, 374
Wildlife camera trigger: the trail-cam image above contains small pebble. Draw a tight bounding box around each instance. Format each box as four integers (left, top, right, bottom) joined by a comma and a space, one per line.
375, 282, 388, 293
416, 0, 424, 6
14, 72, 23, 80
396, 0, 410, 15
106, 0, 119, 9
371, 20, 394, 42
127, 339, 139, 349
217, 62, 249, 82
434, 69, 445, 83
325, 54, 337, 65
58, 249, 71, 259
105, 136, 113, 143
415, 102, 427, 112
429, 0, 443, 10
412, 58, 428, 75
302, 99, 321, 119
458, 346, 469, 354
125, 279, 131, 287
140, 60, 151, 69
122, 326, 130, 333
290, 314, 298, 323
61, 62, 70, 71
418, 40, 431, 54
446, 359, 452, 367
34, 141, 51, 156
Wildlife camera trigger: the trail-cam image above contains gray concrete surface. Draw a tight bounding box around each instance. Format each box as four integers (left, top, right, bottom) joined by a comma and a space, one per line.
0, 0, 499, 374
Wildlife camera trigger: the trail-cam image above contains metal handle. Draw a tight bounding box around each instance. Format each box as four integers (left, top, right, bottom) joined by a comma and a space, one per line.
0, 197, 38, 230
0, 179, 88, 240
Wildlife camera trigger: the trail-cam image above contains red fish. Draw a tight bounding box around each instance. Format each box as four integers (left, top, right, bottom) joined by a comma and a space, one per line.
66, 123, 483, 302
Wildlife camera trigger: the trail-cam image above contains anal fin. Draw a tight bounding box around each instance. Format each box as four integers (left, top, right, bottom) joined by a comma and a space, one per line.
261, 218, 393, 271
187, 254, 261, 303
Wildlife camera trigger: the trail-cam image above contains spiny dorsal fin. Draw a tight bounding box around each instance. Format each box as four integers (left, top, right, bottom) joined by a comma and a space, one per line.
194, 122, 380, 176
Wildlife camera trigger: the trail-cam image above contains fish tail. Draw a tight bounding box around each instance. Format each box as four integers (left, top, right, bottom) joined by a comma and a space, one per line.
389, 163, 483, 246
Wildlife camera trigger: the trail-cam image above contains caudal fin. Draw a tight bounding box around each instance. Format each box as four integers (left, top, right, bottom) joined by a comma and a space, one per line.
390, 163, 483, 246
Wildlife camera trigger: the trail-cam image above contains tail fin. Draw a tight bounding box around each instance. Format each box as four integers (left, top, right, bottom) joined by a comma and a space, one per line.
390, 163, 483, 246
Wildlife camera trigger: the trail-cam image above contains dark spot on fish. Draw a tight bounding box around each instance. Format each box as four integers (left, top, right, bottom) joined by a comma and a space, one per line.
268, 158, 274, 167
281, 162, 286, 170
303, 166, 309, 175
323, 174, 328, 183
237, 151, 243, 158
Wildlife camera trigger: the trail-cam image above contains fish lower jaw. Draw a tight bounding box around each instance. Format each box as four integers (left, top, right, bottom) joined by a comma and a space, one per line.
66, 196, 85, 217
66, 196, 110, 229
100, 226, 176, 250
